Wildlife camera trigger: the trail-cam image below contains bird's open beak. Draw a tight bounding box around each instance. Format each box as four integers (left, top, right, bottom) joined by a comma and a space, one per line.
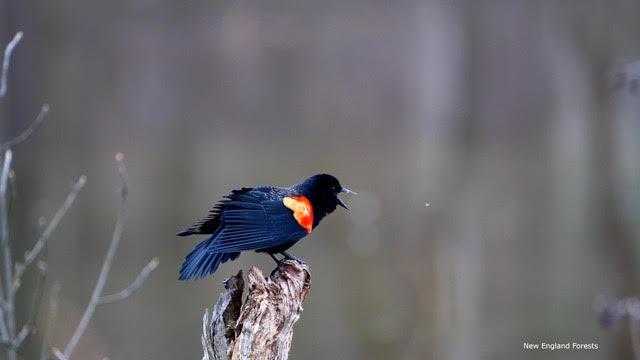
341, 187, 357, 195
337, 186, 357, 210
337, 198, 349, 210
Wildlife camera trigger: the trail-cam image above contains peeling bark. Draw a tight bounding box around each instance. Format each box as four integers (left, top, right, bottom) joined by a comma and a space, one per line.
202, 271, 244, 360
202, 260, 311, 360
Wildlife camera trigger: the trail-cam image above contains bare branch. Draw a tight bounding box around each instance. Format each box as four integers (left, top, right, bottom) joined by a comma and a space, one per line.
12, 325, 28, 349
62, 153, 128, 359
0, 104, 50, 152
12, 261, 48, 351
14, 175, 86, 288
40, 283, 60, 360
98, 257, 159, 305
0, 150, 16, 360
0, 305, 9, 343
26, 261, 48, 326
51, 347, 67, 360
0, 151, 12, 290
0, 32, 23, 98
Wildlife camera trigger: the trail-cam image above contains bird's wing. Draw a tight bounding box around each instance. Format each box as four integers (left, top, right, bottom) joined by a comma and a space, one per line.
176, 204, 223, 236
177, 187, 255, 236
205, 187, 308, 253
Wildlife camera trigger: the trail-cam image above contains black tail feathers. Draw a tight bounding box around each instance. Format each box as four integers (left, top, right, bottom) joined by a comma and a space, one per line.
179, 237, 240, 280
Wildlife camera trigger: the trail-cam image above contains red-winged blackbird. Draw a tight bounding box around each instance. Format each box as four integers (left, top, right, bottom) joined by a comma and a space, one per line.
177, 174, 355, 280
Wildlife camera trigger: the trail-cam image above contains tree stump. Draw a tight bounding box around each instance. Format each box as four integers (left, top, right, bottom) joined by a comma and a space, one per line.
201, 260, 311, 360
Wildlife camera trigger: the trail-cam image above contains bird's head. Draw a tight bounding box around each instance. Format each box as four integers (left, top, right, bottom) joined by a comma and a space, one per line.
297, 174, 356, 214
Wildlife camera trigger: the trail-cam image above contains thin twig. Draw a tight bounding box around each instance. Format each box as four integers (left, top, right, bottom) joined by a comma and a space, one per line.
12, 326, 28, 349
62, 153, 128, 359
0, 32, 23, 98
40, 283, 60, 360
0, 150, 16, 360
12, 261, 48, 351
0, 296, 8, 312
26, 261, 48, 327
0, 305, 8, 343
13, 175, 87, 289
51, 348, 68, 360
0, 104, 50, 152
98, 257, 159, 304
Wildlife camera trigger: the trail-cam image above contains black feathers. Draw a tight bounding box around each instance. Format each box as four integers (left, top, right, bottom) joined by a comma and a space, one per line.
178, 175, 351, 280
176, 188, 253, 236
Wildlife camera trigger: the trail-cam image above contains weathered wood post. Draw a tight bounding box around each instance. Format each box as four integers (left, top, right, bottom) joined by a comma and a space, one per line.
201, 260, 310, 360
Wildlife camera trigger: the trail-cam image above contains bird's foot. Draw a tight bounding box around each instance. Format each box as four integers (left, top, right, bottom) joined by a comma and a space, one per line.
269, 253, 283, 265
269, 253, 284, 277
280, 251, 307, 265
268, 252, 307, 277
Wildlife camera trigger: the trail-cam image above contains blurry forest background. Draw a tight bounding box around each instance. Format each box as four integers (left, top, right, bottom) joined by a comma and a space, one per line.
2, 0, 640, 359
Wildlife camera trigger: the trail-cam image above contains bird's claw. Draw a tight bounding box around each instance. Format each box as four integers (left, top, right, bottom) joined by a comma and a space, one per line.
281, 251, 307, 265
269, 252, 307, 277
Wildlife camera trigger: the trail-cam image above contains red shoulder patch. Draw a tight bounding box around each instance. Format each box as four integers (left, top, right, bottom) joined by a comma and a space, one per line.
283, 196, 314, 233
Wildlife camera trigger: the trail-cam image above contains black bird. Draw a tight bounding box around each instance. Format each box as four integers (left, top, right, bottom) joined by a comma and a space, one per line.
177, 174, 355, 280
